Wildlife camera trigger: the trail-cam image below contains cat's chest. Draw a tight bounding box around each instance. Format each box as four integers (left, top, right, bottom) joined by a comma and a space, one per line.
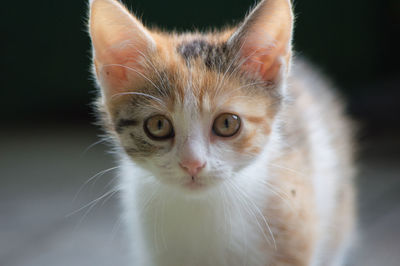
135, 186, 269, 266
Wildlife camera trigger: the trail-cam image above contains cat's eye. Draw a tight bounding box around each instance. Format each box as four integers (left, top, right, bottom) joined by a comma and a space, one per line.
144, 115, 174, 140
212, 113, 241, 137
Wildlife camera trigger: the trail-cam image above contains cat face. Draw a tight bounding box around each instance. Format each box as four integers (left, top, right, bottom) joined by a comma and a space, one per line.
107, 53, 280, 191
89, 0, 293, 192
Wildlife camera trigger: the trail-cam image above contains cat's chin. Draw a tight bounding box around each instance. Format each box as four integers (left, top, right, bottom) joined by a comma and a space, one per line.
165, 179, 218, 195
154, 175, 223, 195
182, 179, 206, 191
178, 179, 226, 197
178, 183, 214, 198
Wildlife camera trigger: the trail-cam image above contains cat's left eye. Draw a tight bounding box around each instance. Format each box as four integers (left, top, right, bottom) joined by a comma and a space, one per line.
144, 115, 174, 140
212, 113, 241, 137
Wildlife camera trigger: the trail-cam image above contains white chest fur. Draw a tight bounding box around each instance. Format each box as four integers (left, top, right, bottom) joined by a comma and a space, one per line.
119, 157, 275, 266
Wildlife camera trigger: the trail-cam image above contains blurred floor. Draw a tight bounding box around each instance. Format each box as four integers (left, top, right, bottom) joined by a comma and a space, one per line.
1, 123, 399, 266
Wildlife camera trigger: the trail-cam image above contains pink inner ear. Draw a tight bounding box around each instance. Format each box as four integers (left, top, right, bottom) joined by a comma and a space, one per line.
241, 40, 287, 83
90, 0, 156, 98
94, 44, 147, 97
96, 62, 127, 95
230, 0, 293, 83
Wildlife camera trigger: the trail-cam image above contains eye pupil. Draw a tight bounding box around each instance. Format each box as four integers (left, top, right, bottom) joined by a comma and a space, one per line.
157, 119, 162, 130
224, 118, 229, 129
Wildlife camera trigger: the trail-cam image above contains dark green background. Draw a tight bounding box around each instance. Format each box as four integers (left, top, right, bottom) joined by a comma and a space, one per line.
1, 0, 399, 133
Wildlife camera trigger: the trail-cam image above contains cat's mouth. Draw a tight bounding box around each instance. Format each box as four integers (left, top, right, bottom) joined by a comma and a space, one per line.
182, 176, 206, 190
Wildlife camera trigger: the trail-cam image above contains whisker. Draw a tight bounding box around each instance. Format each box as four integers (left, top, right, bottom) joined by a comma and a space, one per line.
139, 182, 161, 214
109, 215, 123, 243
268, 163, 306, 177
134, 49, 170, 95
104, 174, 120, 189
222, 183, 248, 265
214, 39, 247, 96
68, 188, 119, 217
256, 179, 294, 212
111, 91, 165, 106
103, 63, 165, 97
233, 185, 272, 247
72, 166, 120, 203
80, 138, 108, 157
226, 44, 268, 83
100, 189, 119, 207
229, 179, 277, 249
160, 194, 167, 250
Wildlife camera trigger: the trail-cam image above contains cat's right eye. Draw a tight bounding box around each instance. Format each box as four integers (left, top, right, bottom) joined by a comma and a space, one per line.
144, 115, 174, 140
212, 113, 241, 137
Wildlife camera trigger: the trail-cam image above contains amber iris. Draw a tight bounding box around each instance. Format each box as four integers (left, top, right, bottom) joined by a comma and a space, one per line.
212, 113, 241, 137
144, 115, 174, 140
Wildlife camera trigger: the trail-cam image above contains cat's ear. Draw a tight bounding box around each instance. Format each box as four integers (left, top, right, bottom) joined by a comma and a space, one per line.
88, 0, 156, 98
228, 0, 293, 84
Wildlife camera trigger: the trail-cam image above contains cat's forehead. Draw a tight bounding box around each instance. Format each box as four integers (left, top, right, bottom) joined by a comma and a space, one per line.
108, 33, 278, 120
144, 35, 257, 109
139, 38, 221, 107
152, 32, 234, 73
177, 39, 229, 70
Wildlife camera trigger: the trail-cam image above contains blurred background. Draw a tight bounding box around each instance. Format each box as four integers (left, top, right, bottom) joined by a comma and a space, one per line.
1, 0, 399, 265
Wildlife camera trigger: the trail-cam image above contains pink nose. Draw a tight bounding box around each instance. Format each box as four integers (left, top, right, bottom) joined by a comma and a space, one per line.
179, 160, 206, 176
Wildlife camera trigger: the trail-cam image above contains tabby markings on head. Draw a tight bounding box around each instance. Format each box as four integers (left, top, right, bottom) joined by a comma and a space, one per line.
177, 39, 228, 69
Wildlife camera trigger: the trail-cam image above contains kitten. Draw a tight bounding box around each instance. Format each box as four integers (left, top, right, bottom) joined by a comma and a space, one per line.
88, 0, 356, 265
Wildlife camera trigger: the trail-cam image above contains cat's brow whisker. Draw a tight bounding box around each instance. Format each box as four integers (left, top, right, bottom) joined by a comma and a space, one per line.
227, 81, 267, 95
133, 58, 165, 94
229, 45, 266, 78
215, 41, 269, 99
214, 39, 246, 96
111, 92, 166, 107
102, 63, 165, 96
134, 48, 170, 94
220, 52, 247, 89
215, 81, 267, 108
